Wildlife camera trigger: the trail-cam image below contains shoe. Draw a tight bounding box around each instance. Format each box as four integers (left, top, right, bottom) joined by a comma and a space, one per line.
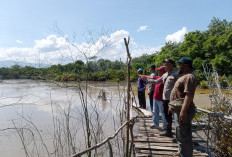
160, 131, 173, 137
150, 125, 159, 129
162, 128, 167, 131
171, 138, 177, 143
167, 132, 173, 138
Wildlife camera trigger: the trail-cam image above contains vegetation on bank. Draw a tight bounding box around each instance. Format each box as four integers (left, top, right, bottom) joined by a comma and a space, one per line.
0, 18, 232, 86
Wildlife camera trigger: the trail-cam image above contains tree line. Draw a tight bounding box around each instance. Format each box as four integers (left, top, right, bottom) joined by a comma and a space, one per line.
0, 17, 232, 85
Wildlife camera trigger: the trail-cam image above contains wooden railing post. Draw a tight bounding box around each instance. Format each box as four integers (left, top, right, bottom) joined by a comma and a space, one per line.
124, 37, 132, 157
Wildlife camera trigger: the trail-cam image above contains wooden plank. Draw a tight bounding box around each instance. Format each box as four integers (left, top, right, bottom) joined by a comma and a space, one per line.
137, 120, 152, 122
136, 122, 153, 125
135, 133, 170, 138
137, 119, 153, 122
139, 150, 178, 155
134, 142, 178, 147
139, 150, 208, 156
138, 128, 161, 133
134, 137, 173, 142
134, 144, 179, 151
193, 153, 209, 156
136, 153, 178, 157
139, 127, 164, 132
137, 108, 153, 116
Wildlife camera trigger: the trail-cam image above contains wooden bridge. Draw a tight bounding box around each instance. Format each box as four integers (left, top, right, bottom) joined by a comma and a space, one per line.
72, 105, 212, 157
132, 108, 209, 157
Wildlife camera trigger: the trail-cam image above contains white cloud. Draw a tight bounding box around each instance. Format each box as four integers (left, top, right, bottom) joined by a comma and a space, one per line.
0, 30, 163, 66
165, 27, 187, 43
137, 26, 148, 32
16, 40, 23, 44
0, 35, 70, 66
34, 35, 68, 52
131, 46, 162, 58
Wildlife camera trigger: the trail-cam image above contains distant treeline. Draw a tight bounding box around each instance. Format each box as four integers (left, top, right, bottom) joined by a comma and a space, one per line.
0, 60, 127, 82
0, 17, 232, 85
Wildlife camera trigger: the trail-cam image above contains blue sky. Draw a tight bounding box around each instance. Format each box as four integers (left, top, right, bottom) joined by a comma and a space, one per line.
0, 0, 232, 66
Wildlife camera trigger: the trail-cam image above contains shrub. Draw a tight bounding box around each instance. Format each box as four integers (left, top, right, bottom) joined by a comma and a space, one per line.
200, 80, 208, 88
219, 75, 228, 87
54, 75, 61, 81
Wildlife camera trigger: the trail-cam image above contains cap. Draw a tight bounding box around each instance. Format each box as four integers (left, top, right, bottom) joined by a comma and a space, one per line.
163, 58, 175, 66
148, 64, 156, 70
156, 66, 165, 71
137, 68, 143, 74
177, 57, 193, 68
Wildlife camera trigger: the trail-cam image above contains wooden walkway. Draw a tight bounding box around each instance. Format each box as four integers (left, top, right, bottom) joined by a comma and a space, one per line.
132, 109, 209, 157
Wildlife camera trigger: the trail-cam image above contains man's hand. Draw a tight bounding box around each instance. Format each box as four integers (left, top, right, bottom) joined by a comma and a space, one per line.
179, 110, 187, 123
148, 92, 150, 95
179, 93, 194, 123
168, 109, 172, 115
139, 75, 148, 81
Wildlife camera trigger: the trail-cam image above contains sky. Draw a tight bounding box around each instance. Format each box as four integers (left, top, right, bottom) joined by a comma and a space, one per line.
0, 0, 232, 66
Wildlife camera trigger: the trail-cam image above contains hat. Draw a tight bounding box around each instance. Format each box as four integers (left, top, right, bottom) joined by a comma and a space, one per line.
163, 58, 175, 66
137, 68, 143, 74
177, 57, 193, 68
148, 64, 156, 70
156, 66, 165, 71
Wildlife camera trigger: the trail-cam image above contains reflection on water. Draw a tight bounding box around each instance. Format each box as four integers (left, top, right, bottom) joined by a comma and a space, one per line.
0, 80, 127, 157
98, 89, 107, 111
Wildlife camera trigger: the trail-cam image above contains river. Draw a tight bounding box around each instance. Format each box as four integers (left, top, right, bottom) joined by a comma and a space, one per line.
0, 80, 129, 157
0, 80, 211, 157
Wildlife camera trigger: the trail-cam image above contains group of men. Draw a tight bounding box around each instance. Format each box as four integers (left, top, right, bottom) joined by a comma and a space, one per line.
137, 57, 197, 157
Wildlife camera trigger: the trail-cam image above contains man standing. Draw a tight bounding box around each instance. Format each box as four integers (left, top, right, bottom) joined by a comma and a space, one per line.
137, 68, 146, 109
147, 64, 156, 111
150, 66, 166, 130
142, 58, 178, 137
170, 57, 197, 157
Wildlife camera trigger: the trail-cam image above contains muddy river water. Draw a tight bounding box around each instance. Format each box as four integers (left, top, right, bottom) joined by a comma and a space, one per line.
0, 80, 211, 157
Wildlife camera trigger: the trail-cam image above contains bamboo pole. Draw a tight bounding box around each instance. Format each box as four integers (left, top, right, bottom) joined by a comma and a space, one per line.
124, 37, 132, 157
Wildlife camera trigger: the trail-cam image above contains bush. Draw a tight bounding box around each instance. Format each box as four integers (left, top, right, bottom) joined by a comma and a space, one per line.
219, 75, 228, 87
200, 80, 208, 88
54, 75, 61, 81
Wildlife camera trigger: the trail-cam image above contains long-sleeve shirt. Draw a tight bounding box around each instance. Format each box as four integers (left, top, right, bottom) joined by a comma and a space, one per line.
149, 69, 178, 100
147, 72, 156, 93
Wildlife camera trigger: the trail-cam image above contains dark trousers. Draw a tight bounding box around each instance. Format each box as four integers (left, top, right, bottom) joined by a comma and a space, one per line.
138, 91, 146, 109
149, 90, 154, 111
163, 100, 173, 134
176, 106, 196, 157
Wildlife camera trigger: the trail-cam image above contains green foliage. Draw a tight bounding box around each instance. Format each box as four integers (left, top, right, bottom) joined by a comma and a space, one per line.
200, 80, 208, 89
131, 54, 156, 70
219, 75, 228, 87
154, 42, 179, 67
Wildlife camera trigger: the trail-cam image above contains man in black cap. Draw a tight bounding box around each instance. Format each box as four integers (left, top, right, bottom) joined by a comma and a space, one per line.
141, 58, 178, 137
169, 57, 196, 157
147, 64, 156, 111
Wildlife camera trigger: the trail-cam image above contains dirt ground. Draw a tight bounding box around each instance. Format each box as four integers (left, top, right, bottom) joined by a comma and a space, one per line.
194, 89, 211, 108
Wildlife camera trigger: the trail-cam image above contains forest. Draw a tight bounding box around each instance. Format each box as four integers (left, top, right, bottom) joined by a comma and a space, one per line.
1, 18, 232, 86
